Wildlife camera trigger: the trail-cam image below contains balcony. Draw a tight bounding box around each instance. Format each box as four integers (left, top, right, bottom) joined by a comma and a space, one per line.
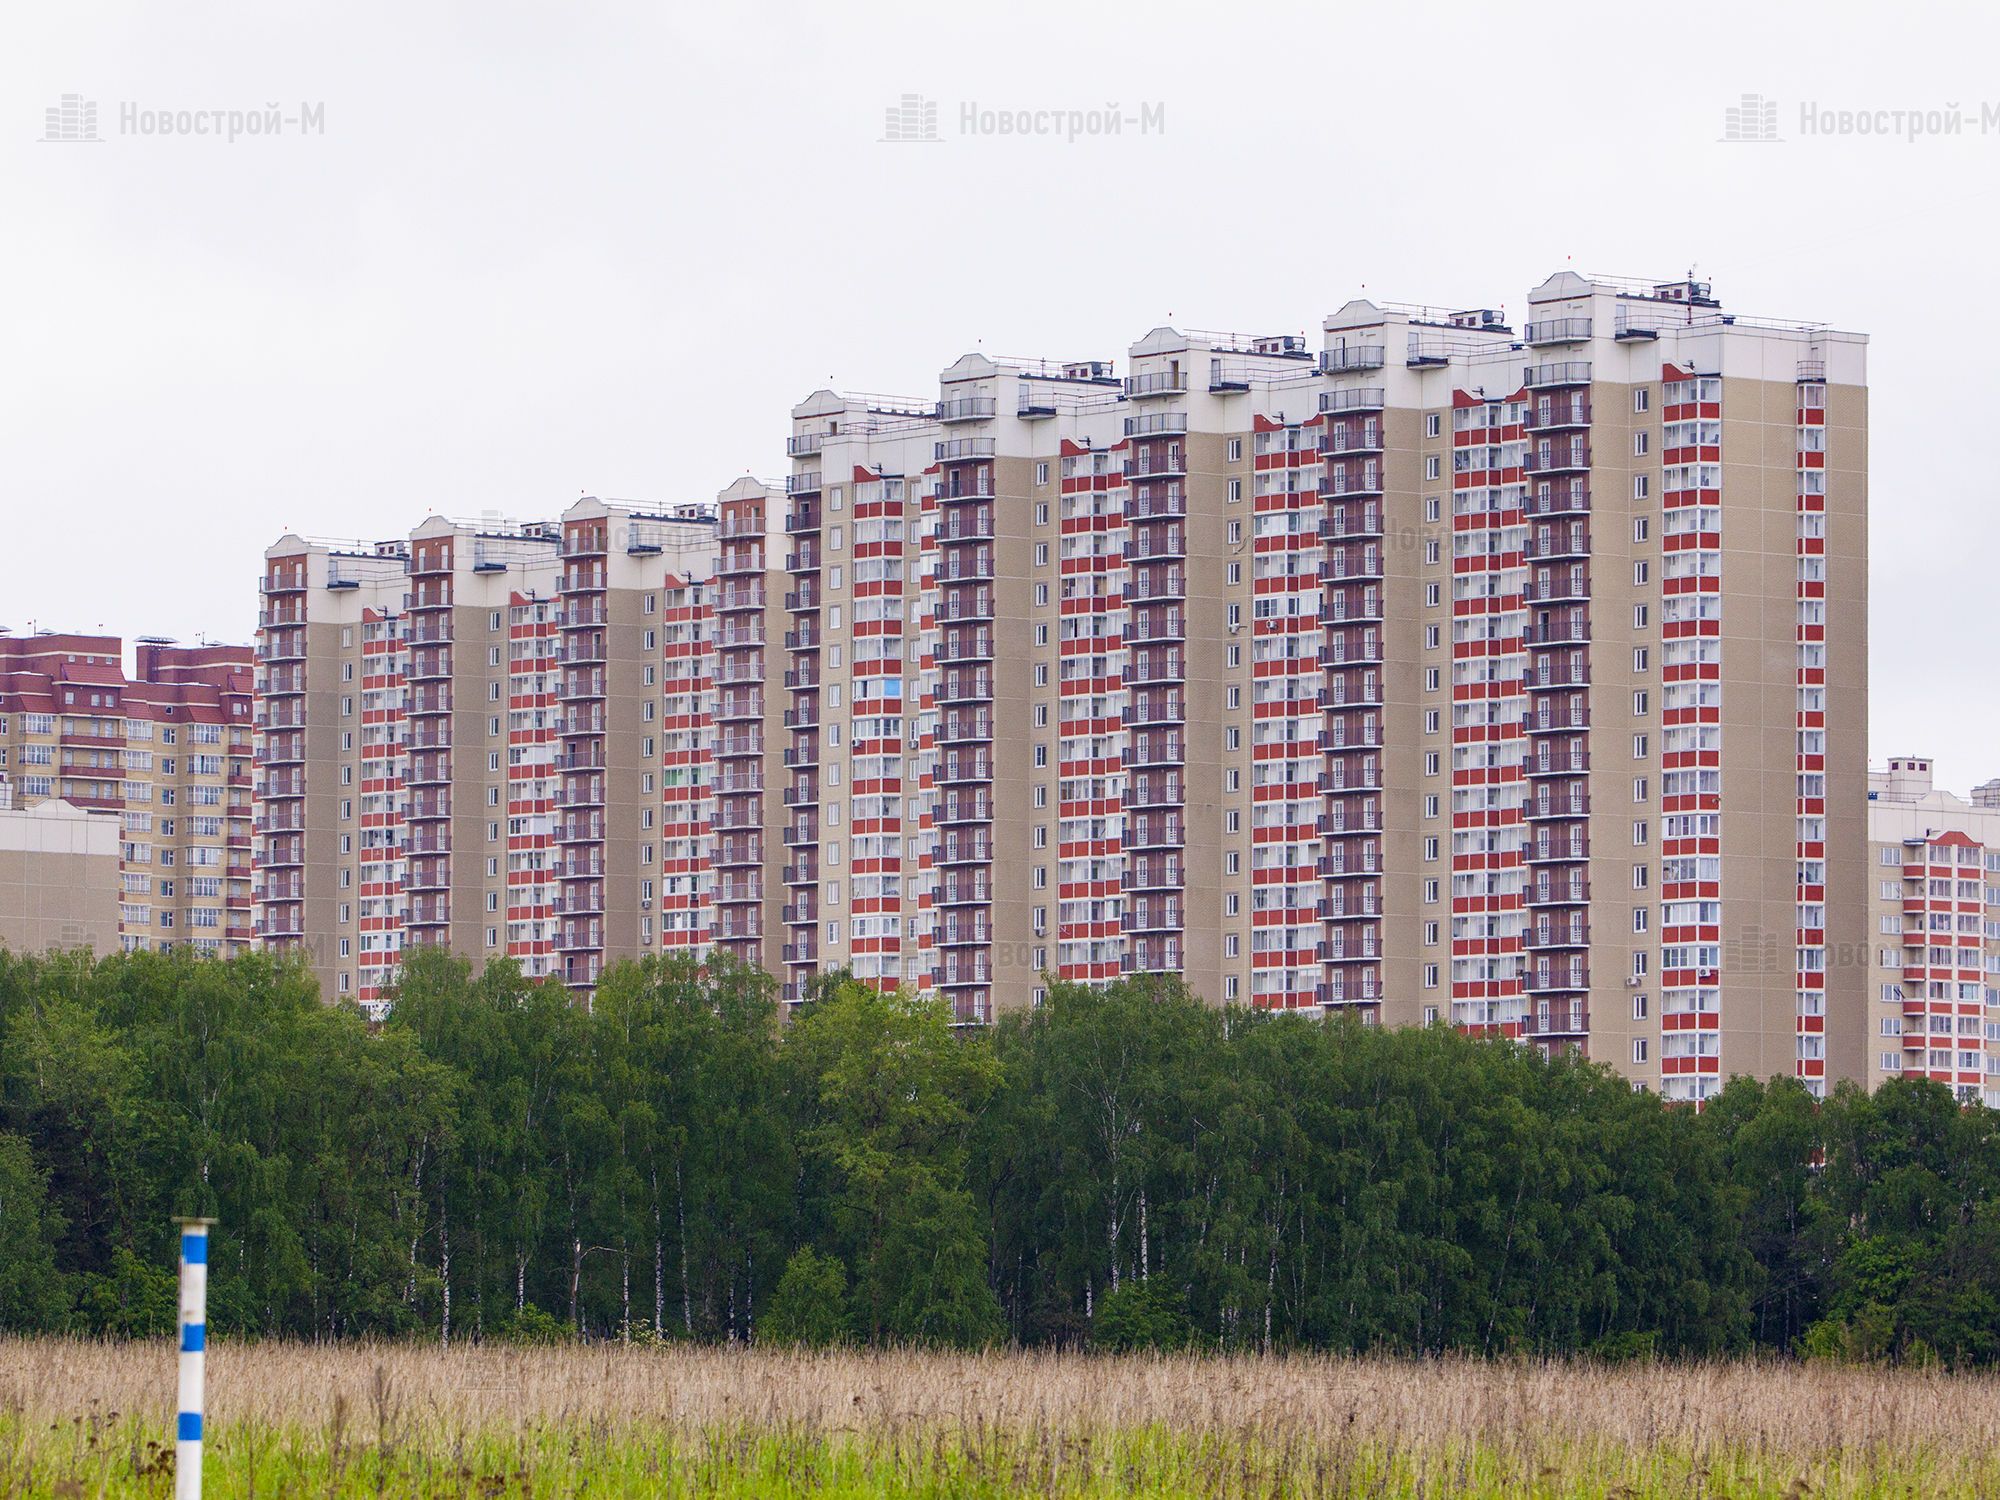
1527, 880, 1590, 908
1523, 317, 1593, 347
936, 395, 997, 423
1320, 386, 1386, 414
1527, 838, 1590, 865
1523, 968, 1590, 996
1320, 505, 1385, 541
1524, 360, 1593, 389
1524, 573, 1589, 606
787, 433, 823, 457
1322, 466, 1384, 498
1525, 527, 1591, 562
1523, 445, 1592, 475
935, 437, 996, 462
1124, 371, 1188, 398
1320, 346, 1387, 374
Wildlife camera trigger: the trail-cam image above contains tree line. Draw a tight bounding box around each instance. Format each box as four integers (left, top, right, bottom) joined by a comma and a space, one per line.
2, 946, 1998, 1363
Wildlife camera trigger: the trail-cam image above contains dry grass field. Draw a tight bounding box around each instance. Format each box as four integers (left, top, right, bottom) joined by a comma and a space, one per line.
4, 1339, 2000, 1496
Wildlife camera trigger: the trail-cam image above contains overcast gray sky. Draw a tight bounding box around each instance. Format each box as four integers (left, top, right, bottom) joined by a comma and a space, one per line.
4, 1, 1994, 785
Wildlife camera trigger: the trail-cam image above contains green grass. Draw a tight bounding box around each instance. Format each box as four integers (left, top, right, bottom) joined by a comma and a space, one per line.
0, 1415, 1981, 1499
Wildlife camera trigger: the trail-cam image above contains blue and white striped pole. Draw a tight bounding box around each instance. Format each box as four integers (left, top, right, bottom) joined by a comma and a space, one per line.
174, 1217, 215, 1500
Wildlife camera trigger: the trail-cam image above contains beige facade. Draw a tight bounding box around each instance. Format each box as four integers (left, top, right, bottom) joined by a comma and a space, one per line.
251, 269, 1869, 1100
1865, 757, 2000, 1106
0, 794, 121, 954
765, 272, 1866, 1097
255, 499, 732, 1009
0, 632, 254, 954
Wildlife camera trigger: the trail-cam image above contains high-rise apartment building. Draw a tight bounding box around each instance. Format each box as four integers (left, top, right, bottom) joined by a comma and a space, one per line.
255, 499, 734, 1008
1866, 756, 2000, 1106
766, 271, 1867, 1095
0, 631, 254, 954
253, 270, 1868, 1098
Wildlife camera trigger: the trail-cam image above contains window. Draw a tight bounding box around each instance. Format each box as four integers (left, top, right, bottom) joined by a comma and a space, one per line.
1633, 995, 1648, 1019
1633, 820, 1650, 845
1633, 691, 1649, 716
1633, 1038, 1649, 1063
1425, 496, 1441, 522
1633, 733, 1649, 758
1633, 647, 1649, 672
1425, 624, 1441, 649
1634, 474, 1649, 500
1633, 517, 1649, 542
1424, 455, 1441, 480
1633, 561, 1649, 585
1423, 965, 1439, 988
1227, 478, 1242, 502
1425, 582, 1441, 606
1226, 438, 1242, 462
1632, 864, 1649, 890
1035, 461, 1050, 485
1633, 604, 1648, 629
1634, 431, 1650, 456
1425, 412, 1442, 437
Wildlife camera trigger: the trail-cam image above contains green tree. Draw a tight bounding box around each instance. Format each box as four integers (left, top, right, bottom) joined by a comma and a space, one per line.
761, 1246, 852, 1347
0, 1131, 68, 1328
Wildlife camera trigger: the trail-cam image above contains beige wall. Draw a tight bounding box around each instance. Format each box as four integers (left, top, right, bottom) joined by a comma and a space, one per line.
0, 803, 120, 954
